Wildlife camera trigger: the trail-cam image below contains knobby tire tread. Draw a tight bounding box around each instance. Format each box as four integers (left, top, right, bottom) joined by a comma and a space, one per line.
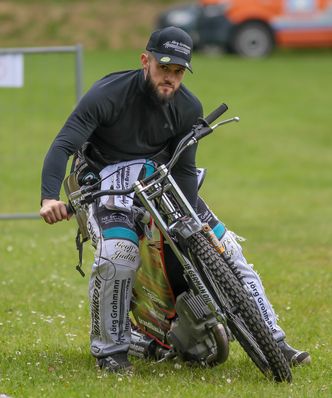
188, 232, 292, 383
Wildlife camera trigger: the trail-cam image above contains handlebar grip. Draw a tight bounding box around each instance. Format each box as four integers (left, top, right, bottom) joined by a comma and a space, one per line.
66, 203, 74, 215
205, 103, 228, 125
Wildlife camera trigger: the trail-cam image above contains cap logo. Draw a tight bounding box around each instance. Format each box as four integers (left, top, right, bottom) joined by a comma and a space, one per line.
163, 41, 191, 57
160, 56, 171, 63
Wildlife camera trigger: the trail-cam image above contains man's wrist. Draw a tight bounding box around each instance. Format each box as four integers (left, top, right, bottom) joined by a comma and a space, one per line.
41, 198, 59, 206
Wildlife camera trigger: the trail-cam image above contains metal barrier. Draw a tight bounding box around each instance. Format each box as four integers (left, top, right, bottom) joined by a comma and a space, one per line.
0, 213, 41, 220
0, 44, 83, 102
0, 44, 83, 221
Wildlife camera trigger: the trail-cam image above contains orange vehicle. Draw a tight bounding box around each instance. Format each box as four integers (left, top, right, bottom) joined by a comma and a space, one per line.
157, 0, 332, 56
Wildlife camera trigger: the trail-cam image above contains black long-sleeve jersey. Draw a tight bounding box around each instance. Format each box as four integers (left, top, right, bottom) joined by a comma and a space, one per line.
41, 69, 203, 208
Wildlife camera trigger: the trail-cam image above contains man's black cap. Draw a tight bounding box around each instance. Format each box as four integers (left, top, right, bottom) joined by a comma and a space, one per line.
146, 26, 193, 73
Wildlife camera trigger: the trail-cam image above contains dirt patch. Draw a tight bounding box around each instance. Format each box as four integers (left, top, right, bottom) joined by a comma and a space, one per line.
0, 1, 180, 49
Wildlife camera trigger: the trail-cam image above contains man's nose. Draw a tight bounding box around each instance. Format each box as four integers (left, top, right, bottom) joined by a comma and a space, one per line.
163, 69, 175, 80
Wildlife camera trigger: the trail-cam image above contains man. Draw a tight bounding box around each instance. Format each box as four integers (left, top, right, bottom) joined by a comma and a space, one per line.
40, 26, 310, 372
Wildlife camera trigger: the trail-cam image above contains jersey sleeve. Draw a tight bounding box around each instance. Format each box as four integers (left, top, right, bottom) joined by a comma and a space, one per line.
41, 85, 113, 200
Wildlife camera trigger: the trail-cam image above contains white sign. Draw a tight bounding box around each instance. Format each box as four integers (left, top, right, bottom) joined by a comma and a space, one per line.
0, 54, 24, 88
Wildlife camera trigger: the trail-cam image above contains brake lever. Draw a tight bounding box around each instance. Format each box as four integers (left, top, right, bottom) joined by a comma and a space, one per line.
211, 116, 240, 130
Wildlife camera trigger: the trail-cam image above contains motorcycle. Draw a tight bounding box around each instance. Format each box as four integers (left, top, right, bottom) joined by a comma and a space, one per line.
65, 103, 292, 382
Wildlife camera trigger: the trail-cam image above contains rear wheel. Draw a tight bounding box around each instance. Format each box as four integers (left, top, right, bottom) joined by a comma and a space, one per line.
187, 232, 292, 382
231, 22, 274, 57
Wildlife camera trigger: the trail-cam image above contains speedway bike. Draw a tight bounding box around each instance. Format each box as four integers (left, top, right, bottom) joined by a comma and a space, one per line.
65, 103, 292, 382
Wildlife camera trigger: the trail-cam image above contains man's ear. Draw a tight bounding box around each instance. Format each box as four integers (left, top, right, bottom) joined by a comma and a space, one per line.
141, 52, 149, 76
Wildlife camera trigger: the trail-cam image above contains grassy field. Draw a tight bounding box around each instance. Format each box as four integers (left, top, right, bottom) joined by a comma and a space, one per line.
0, 49, 332, 397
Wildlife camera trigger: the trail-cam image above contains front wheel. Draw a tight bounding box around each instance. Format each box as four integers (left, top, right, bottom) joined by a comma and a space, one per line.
231, 22, 274, 57
187, 232, 292, 382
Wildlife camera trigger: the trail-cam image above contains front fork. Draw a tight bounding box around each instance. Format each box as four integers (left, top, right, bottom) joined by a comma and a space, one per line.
133, 165, 227, 324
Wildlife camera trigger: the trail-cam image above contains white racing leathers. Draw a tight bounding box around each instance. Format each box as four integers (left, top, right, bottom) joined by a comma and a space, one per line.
88, 160, 150, 358
196, 197, 285, 342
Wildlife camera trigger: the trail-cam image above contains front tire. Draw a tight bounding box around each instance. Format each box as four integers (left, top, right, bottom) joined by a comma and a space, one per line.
187, 232, 292, 382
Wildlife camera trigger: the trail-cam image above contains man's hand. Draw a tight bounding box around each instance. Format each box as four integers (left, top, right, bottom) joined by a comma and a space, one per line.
40, 199, 71, 224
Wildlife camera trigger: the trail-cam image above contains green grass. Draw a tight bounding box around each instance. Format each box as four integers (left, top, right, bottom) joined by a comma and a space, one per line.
1, 49, 332, 397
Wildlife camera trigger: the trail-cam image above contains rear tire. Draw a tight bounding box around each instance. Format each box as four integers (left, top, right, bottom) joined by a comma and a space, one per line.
231, 22, 274, 57
187, 232, 292, 382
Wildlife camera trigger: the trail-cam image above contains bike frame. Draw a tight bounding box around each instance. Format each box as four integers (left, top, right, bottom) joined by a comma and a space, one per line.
133, 163, 230, 326
65, 105, 293, 382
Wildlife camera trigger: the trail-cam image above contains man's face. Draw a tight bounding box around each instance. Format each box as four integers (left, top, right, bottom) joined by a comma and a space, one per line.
141, 53, 186, 103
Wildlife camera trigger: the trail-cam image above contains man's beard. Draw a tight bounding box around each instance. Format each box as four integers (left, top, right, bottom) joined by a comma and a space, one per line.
144, 71, 175, 105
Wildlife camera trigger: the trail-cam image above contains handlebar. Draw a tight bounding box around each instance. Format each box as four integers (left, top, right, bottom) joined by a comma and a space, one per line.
166, 102, 230, 168
204, 103, 228, 125
68, 102, 239, 209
